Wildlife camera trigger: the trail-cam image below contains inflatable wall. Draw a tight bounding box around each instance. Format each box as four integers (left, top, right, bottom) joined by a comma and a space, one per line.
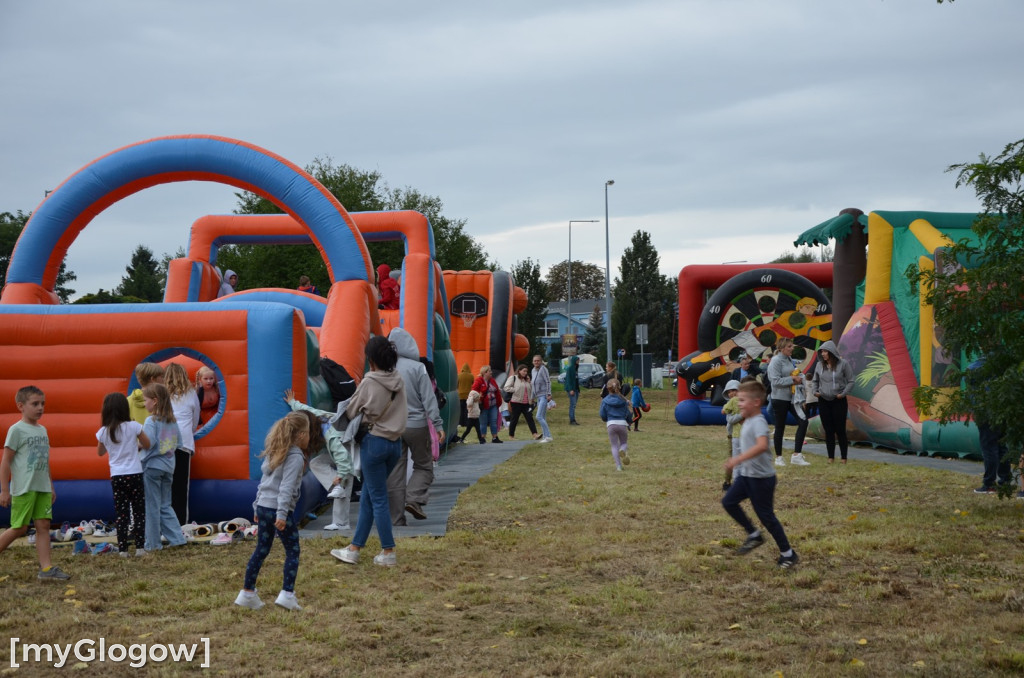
795, 210, 982, 457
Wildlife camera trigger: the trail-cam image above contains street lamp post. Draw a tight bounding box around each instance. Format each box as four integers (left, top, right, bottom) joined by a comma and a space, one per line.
604, 180, 614, 363
567, 219, 598, 338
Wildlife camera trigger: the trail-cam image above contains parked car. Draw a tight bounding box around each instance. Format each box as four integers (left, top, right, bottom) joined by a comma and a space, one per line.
662, 362, 678, 378
555, 362, 605, 388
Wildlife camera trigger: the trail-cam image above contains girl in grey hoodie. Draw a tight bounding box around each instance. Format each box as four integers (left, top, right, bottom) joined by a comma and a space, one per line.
809, 340, 854, 463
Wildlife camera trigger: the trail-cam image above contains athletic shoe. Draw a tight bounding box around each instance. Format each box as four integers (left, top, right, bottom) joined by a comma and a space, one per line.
38, 566, 71, 581
542, 437, 553, 443
405, 503, 427, 521
327, 484, 344, 499
234, 589, 265, 610
93, 524, 117, 538
73, 520, 94, 537
218, 518, 251, 534
373, 551, 397, 567
570, 421, 580, 426
92, 542, 116, 555
26, 529, 36, 545
331, 546, 360, 564
323, 523, 350, 531
778, 551, 800, 569
974, 486, 996, 494
242, 525, 259, 540
790, 453, 810, 466
774, 456, 786, 467
211, 532, 242, 546
181, 523, 202, 542
72, 540, 92, 555
736, 533, 765, 555
491, 438, 503, 443
275, 590, 302, 611
621, 452, 630, 466
537, 437, 549, 444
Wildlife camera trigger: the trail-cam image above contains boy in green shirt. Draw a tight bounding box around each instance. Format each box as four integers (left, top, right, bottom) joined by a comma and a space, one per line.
0, 386, 70, 580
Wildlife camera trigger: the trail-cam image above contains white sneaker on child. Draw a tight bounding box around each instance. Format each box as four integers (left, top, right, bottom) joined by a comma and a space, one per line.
234, 589, 265, 610
327, 484, 344, 499
790, 453, 811, 466
274, 590, 302, 610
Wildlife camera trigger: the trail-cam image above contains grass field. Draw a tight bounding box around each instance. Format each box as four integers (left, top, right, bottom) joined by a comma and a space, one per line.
2, 385, 1023, 676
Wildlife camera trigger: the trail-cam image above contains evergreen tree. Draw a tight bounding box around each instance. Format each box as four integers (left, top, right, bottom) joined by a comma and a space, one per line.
116, 245, 163, 302
580, 304, 606, 359
610, 230, 676, 360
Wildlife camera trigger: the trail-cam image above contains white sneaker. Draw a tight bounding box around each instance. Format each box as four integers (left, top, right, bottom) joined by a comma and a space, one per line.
234, 589, 265, 610
537, 438, 549, 444
542, 437, 553, 443
274, 590, 302, 611
331, 546, 360, 564
373, 551, 397, 567
323, 523, 350, 531
774, 456, 786, 467
327, 484, 344, 499
790, 453, 810, 466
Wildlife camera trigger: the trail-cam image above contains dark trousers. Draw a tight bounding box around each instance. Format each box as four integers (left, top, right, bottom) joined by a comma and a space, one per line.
722, 474, 791, 553
110, 472, 145, 551
771, 399, 808, 457
978, 422, 1012, 487
460, 417, 481, 442
171, 449, 191, 524
244, 505, 300, 592
632, 407, 642, 431
508, 402, 537, 437
817, 398, 849, 460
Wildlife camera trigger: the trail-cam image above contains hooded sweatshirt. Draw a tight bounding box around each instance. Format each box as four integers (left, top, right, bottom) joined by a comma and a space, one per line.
810, 340, 855, 400
564, 355, 580, 393
457, 364, 475, 400
388, 327, 443, 430
218, 269, 237, 298
345, 368, 407, 441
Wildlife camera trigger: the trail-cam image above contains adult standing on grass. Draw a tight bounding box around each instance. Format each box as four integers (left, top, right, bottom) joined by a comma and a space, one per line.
472, 365, 504, 443
809, 340, 854, 464
457, 363, 474, 435
531, 354, 553, 442
503, 364, 543, 442
967, 357, 1013, 493
723, 380, 798, 569
564, 355, 580, 426
386, 327, 444, 524
767, 338, 810, 467
331, 336, 407, 568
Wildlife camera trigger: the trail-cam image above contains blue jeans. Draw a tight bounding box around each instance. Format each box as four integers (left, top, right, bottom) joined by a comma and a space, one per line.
978, 422, 1011, 487
143, 467, 185, 551
568, 391, 578, 422
722, 474, 791, 553
245, 505, 300, 592
534, 395, 551, 438
478, 405, 499, 438
352, 433, 402, 550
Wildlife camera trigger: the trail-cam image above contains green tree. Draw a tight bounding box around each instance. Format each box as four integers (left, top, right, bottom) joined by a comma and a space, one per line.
224, 157, 486, 289
1, 210, 77, 302
911, 139, 1024, 464
73, 289, 147, 304
116, 245, 163, 302
509, 258, 550, 354
610, 231, 677, 360
579, 304, 607, 359
771, 245, 834, 263
545, 260, 606, 302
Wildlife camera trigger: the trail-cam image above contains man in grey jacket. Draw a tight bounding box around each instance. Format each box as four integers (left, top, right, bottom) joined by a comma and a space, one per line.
386, 327, 444, 525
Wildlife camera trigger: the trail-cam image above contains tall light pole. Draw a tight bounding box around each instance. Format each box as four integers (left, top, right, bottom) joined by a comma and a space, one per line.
567, 219, 598, 337
604, 180, 614, 363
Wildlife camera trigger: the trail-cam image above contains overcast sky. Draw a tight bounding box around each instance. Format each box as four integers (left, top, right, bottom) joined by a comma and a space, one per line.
2, 1, 1022, 299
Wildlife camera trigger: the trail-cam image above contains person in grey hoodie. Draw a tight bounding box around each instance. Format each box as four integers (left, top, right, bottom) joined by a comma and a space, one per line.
386, 327, 444, 525
218, 269, 237, 298
809, 340, 855, 463
767, 338, 811, 467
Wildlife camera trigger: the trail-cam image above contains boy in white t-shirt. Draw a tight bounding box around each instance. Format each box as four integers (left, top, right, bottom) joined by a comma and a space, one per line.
0, 386, 71, 580
722, 381, 798, 569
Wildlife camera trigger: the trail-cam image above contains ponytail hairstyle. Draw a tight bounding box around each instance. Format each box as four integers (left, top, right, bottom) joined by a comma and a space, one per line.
260, 412, 310, 470
142, 383, 176, 424
163, 363, 191, 399
365, 335, 399, 372
296, 410, 326, 456
100, 392, 132, 444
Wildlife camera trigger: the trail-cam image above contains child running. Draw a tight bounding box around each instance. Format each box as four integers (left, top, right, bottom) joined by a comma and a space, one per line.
630, 378, 647, 432
0, 386, 71, 580
164, 363, 201, 524
599, 378, 631, 470
720, 379, 742, 491
722, 381, 799, 568
140, 383, 186, 553
235, 411, 311, 611
96, 392, 151, 556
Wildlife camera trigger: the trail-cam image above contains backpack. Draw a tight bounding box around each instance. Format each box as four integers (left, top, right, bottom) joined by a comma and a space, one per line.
320, 357, 356, 409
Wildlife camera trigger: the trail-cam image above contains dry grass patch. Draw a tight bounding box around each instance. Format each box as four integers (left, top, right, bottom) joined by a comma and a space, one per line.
2, 386, 1024, 676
